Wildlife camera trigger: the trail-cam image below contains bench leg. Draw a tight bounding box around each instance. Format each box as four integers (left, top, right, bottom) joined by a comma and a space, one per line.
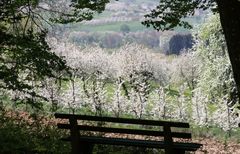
165, 149, 185, 154
173, 149, 185, 154
79, 142, 94, 154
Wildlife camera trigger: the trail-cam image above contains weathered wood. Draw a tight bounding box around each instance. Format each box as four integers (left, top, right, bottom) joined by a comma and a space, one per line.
55, 113, 202, 154
69, 117, 80, 154
55, 113, 190, 128
79, 142, 93, 154
163, 123, 175, 154
57, 124, 191, 138
173, 149, 185, 154
61, 136, 202, 151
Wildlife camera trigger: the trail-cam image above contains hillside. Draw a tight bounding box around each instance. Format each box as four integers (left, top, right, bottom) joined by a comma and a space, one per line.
1, 1, 240, 154
68, 0, 206, 33
52, 0, 208, 52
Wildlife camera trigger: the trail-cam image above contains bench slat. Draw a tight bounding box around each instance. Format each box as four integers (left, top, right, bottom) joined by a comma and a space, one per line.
55, 113, 190, 128
62, 136, 202, 151
57, 124, 192, 139
55, 113, 203, 153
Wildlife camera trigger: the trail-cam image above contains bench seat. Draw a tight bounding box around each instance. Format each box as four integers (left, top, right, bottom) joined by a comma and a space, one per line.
63, 135, 202, 151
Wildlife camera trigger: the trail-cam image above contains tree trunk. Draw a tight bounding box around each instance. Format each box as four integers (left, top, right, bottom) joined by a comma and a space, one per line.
216, 0, 240, 101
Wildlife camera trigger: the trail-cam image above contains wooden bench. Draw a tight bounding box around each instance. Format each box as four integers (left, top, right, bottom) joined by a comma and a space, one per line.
55, 113, 202, 154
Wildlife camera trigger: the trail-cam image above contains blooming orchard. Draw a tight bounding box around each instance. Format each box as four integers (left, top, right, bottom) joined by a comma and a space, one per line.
4, 14, 239, 132
39, 36, 240, 131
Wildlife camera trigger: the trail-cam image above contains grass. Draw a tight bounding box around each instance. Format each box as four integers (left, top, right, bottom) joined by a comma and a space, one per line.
71, 20, 194, 33
191, 125, 240, 143
70, 21, 154, 32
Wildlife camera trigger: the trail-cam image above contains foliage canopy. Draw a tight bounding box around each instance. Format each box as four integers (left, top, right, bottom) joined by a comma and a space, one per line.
0, 0, 110, 102
142, 0, 240, 100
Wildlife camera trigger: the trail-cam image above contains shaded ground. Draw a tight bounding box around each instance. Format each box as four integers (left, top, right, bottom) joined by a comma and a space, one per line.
1, 110, 240, 154
194, 138, 240, 154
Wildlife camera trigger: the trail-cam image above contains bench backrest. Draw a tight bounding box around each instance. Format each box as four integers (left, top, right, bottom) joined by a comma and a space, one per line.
55, 113, 191, 140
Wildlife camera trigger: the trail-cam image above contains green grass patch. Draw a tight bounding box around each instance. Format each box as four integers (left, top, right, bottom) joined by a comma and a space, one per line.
71, 21, 154, 32
191, 125, 240, 143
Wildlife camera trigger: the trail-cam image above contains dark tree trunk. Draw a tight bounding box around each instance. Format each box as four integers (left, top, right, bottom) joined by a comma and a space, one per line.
216, 0, 240, 101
